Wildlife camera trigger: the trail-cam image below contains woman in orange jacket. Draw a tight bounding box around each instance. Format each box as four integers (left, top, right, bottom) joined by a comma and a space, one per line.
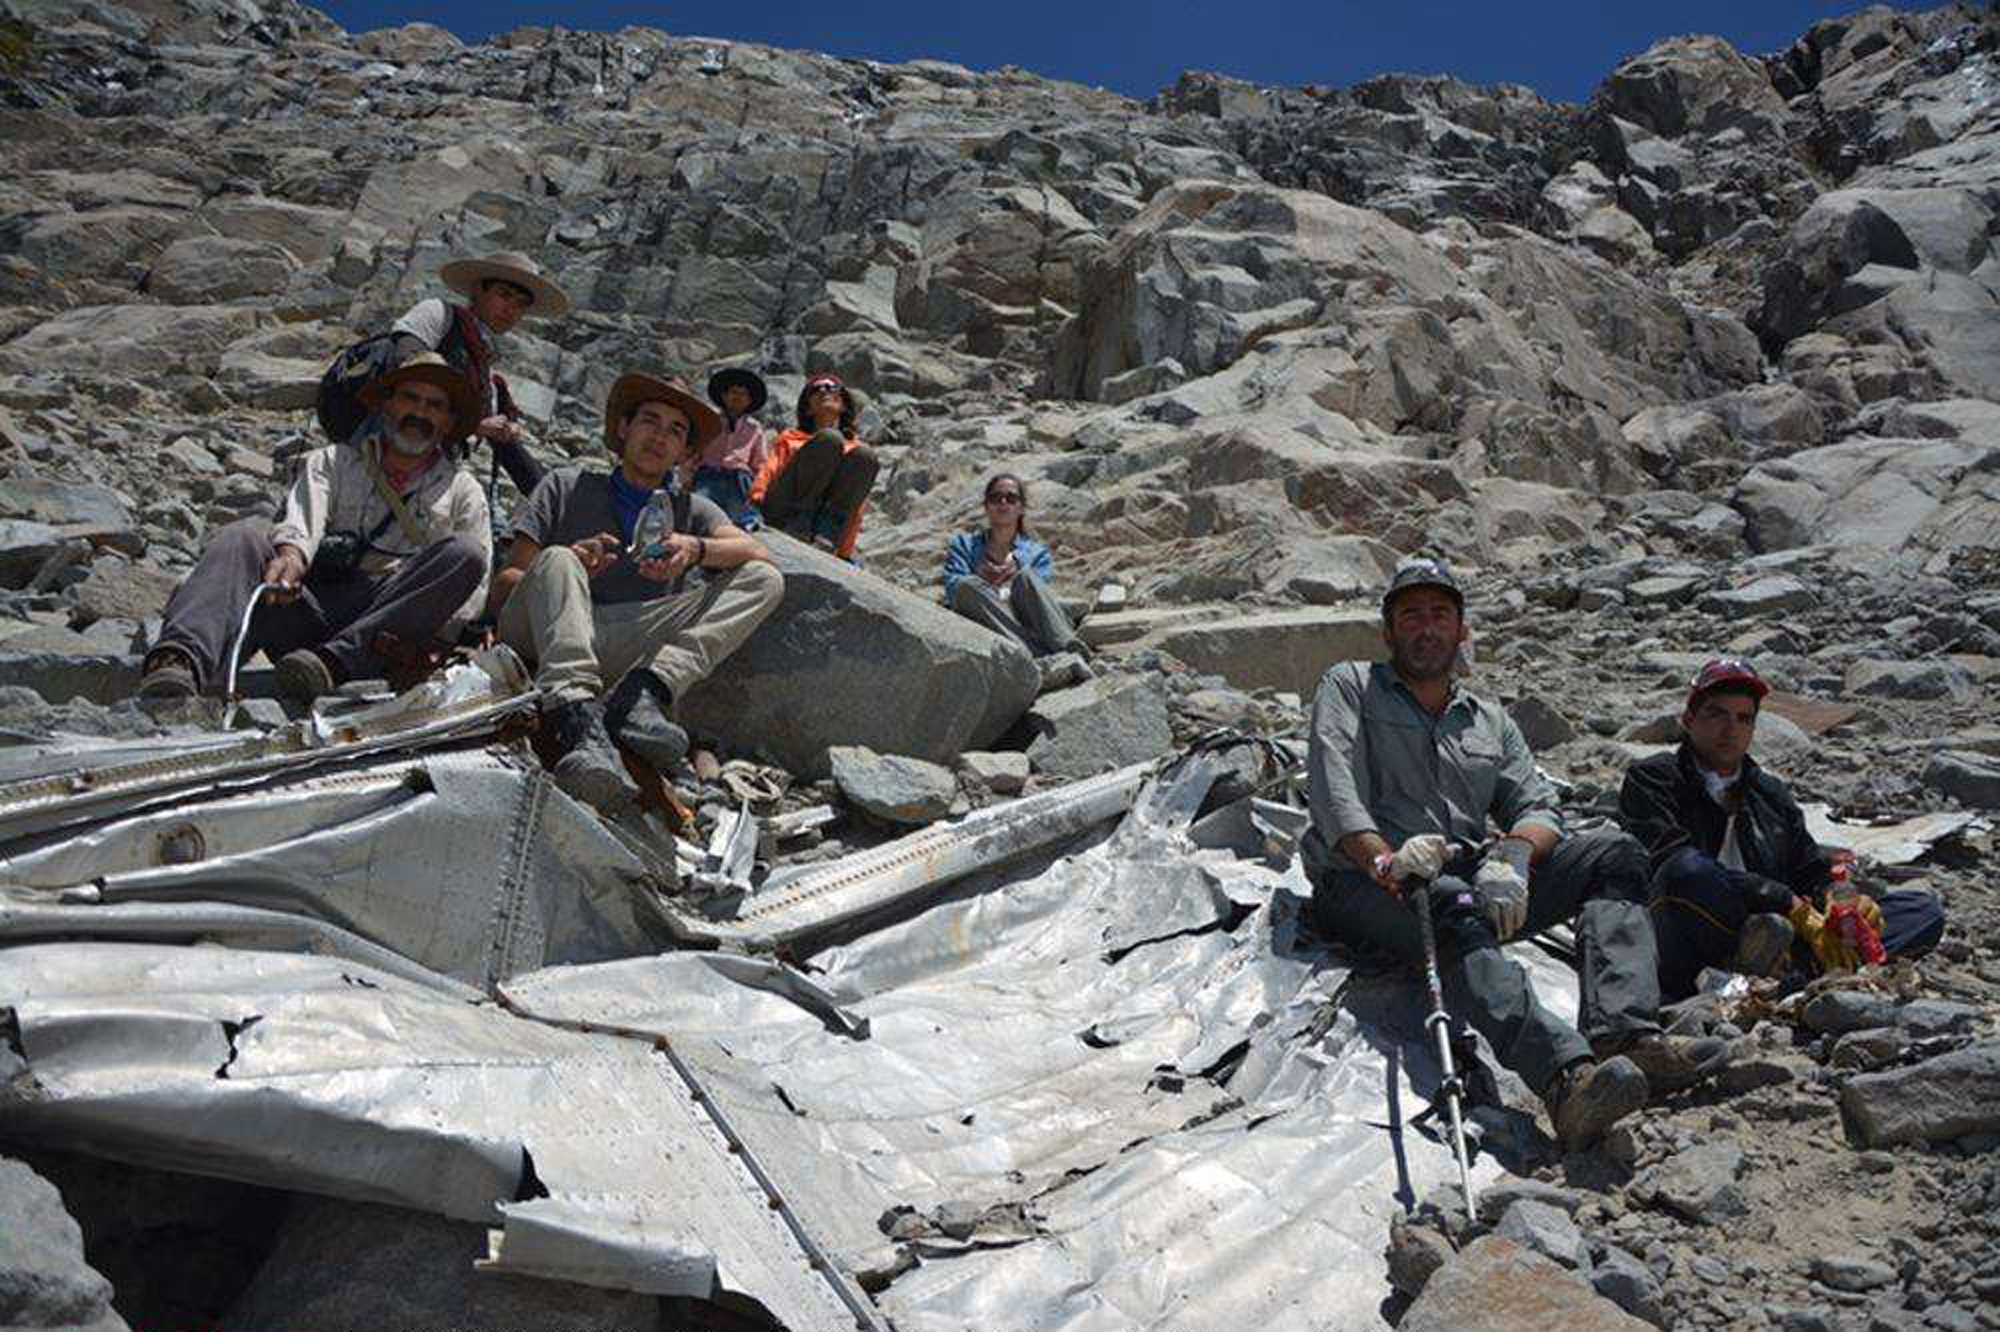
749, 373, 878, 561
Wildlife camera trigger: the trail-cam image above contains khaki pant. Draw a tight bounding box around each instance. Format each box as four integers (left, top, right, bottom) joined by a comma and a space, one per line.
497, 547, 783, 704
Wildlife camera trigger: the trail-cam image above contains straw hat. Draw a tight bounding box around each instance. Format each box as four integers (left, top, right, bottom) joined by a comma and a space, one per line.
603, 371, 723, 453
439, 250, 570, 318
358, 352, 481, 440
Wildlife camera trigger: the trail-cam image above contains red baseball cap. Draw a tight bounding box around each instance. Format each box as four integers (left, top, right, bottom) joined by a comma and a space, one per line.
1687, 657, 1769, 708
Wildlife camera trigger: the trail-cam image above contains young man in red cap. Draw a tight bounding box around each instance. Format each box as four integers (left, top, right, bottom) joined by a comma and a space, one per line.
749, 373, 878, 560
490, 371, 782, 812
1619, 658, 1946, 997
1306, 558, 1725, 1152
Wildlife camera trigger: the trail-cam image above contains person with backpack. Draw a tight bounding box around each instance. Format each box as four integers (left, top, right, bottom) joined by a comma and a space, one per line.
139, 354, 492, 705
388, 250, 570, 499
682, 367, 770, 525
490, 370, 784, 813
749, 373, 878, 559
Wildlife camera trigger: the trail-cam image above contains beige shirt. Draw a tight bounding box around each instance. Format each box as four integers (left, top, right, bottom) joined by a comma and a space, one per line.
270, 440, 492, 633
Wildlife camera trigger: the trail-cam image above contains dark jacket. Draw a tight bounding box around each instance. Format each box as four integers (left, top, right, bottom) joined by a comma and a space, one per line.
1617, 743, 1831, 912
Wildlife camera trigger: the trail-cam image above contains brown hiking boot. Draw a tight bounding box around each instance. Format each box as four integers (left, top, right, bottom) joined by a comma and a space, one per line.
274, 648, 339, 703
138, 647, 199, 702
1545, 1055, 1647, 1151
1597, 1030, 1731, 1096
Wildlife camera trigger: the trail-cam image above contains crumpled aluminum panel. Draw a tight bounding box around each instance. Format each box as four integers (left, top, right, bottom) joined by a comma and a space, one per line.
0, 750, 675, 989
498, 780, 1586, 1331
0, 940, 876, 1331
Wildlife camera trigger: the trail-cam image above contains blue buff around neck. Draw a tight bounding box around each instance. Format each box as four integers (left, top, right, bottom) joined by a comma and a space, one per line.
607, 468, 658, 545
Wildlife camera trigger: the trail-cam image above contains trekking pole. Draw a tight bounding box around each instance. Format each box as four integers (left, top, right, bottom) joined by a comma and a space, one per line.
220, 583, 273, 729
1408, 870, 1476, 1218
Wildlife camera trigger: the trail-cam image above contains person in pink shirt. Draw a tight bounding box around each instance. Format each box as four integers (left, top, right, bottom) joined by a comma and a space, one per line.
685, 367, 771, 525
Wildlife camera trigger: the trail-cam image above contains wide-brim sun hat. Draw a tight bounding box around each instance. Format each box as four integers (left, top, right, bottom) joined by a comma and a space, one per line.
604, 371, 724, 453
439, 250, 570, 319
358, 352, 481, 440
706, 366, 768, 414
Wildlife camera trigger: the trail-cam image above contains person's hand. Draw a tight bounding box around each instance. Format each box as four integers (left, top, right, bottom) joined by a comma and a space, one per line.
1340, 831, 1397, 895
1389, 834, 1449, 884
476, 415, 521, 444
979, 556, 1016, 585
261, 547, 307, 604
571, 532, 621, 577
1475, 838, 1533, 940
637, 533, 700, 582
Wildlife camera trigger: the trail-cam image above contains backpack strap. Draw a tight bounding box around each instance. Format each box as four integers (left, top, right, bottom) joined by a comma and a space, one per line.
361, 439, 430, 548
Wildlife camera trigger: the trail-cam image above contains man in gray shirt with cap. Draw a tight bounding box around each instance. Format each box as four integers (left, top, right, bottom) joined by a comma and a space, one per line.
1303, 557, 1724, 1150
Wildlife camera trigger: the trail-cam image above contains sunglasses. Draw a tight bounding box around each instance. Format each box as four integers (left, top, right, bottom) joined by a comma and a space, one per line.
984, 492, 1023, 505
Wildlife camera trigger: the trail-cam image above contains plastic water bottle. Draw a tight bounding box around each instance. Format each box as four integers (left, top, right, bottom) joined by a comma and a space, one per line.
1825, 850, 1886, 966
628, 490, 674, 561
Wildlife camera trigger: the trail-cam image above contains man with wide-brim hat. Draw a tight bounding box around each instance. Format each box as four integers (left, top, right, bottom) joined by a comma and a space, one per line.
391, 249, 571, 502
489, 369, 783, 812
1300, 556, 1728, 1152
140, 352, 493, 706
673, 366, 771, 526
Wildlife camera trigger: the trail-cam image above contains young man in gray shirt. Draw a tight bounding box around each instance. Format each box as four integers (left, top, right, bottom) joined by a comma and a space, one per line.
1304, 559, 1724, 1150
491, 371, 783, 811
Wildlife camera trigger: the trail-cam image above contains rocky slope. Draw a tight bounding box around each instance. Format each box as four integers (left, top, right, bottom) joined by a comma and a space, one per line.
1, 0, 1998, 1328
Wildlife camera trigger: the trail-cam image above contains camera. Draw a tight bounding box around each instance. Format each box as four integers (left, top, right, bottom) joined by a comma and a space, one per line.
314, 531, 368, 579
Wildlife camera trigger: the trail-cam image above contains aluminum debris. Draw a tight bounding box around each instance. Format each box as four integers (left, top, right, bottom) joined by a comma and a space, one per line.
0, 684, 1584, 1330
1801, 802, 1980, 866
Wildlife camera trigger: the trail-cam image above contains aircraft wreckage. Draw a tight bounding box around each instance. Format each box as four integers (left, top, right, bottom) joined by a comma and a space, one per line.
0, 654, 1589, 1330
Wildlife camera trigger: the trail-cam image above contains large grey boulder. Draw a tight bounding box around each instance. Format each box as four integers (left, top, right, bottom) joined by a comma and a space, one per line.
224, 1195, 659, 1332
828, 745, 958, 825
148, 235, 298, 304
1733, 437, 2000, 560
1133, 608, 1383, 696
678, 536, 1037, 777
1841, 1043, 2000, 1147
1024, 674, 1174, 779
1922, 751, 2000, 810
0, 1156, 130, 1332
1400, 1234, 1654, 1332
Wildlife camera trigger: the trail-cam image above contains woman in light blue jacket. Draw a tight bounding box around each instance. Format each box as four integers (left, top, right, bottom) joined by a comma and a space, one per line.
941, 473, 1085, 664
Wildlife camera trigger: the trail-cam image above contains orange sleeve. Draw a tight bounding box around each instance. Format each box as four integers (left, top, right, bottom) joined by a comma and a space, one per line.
835, 492, 867, 560
749, 430, 798, 505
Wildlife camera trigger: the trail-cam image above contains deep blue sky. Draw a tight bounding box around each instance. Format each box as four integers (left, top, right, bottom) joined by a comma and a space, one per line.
317, 1, 1938, 104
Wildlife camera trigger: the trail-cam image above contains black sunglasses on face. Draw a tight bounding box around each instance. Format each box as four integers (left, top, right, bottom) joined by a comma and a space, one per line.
985, 492, 1022, 505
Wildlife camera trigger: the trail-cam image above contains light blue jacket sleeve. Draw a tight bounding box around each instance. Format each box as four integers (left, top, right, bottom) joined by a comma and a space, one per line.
1019, 535, 1054, 582
941, 531, 980, 604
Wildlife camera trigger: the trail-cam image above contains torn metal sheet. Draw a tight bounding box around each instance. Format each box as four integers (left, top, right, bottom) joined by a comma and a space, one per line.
0, 671, 538, 841
0, 751, 675, 990
0, 941, 878, 1331
659, 758, 1156, 947
498, 765, 1584, 1329
1801, 802, 1979, 866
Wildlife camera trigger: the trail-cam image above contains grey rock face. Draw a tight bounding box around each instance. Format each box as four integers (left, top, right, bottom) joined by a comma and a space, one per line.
1400, 1234, 1655, 1332
0, 1157, 130, 1332
1635, 1139, 1748, 1225
1024, 674, 1174, 779
1922, 750, 2000, 809
828, 745, 958, 825
678, 536, 1038, 776
1841, 1043, 2000, 1147
223, 1194, 659, 1331
1494, 1198, 1589, 1271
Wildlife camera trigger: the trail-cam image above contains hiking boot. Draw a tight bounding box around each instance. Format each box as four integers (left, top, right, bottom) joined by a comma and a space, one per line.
543, 698, 641, 812
1599, 1030, 1731, 1096
604, 667, 689, 772
138, 647, 199, 702
1544, 1055, 1647, 1151
1734, 912, 1795, 978
274, 647, 339, 703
